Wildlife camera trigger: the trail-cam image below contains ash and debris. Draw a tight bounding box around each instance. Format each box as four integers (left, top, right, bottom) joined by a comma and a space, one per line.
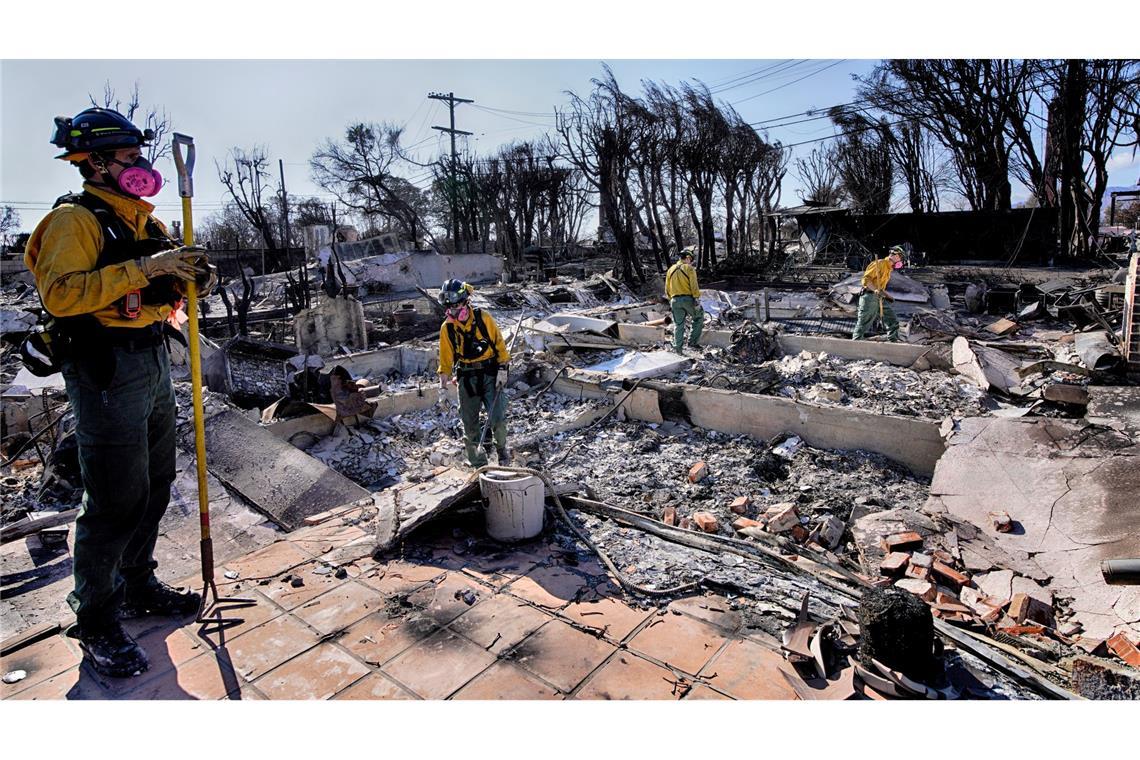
533, 413, 929, 532
766, 350, 990, 419
683, 347, 992, 420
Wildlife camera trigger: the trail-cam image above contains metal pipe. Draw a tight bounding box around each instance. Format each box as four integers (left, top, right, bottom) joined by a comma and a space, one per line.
1101, 559, 1140, 586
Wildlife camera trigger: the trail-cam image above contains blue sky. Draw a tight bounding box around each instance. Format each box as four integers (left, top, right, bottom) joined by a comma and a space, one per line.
2, 7, 1137, 235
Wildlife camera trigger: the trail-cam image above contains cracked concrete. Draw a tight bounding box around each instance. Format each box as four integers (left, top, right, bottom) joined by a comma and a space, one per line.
927, 416, 1140, 640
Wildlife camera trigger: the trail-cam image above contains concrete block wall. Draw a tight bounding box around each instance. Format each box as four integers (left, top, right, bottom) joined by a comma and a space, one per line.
227, 353, 290, 399
294, 297, 368, 356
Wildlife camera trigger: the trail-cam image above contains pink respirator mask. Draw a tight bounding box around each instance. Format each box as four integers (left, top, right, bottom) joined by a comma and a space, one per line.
892, 260, 905, 270
113, 156, 163, 198
445, 305, 471, 322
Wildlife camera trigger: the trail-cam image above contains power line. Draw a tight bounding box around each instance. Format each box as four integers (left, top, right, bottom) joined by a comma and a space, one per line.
709, 59, 810, 95
705, 59, 796, 90
730, 60, 848, 106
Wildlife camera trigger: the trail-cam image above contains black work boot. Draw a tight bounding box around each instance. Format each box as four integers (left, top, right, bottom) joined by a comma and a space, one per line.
74, 619, 149, 678
497, 447, 511, 466
120, 579, 201, 619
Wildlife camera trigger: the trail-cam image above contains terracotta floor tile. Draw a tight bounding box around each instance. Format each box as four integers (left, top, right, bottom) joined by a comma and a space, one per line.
332, 672, 418, 700
700, 638, 797, 700
5, 666, 108, 700
254, 643, 370, 700
448, 593, 551, 655
668, 594, 743, 634
574, 653, 685, 700
190, 589, 284, 646
460, 549, 541, 588
108, 651, 243, 700
358, 561, 445, 596
406, 573, 489, 626
289, 521, 367, 547
561, 596, 655, 642
382, 629, 496, 699
339, 612, 439, 666
291, 525, 368, 559
1, 633, 82, 699
222, 541, 313, 582
260, 560, 352, 611
133, 625, 209, 670
221, 613, 321, 681
452, 661, 561, 700
508, 620, 616, 693
628, 613, 729, 676
223, 681, 266, 700
293, 580, 385, 636
684, 684, 733, 700
504, 566, 592, 610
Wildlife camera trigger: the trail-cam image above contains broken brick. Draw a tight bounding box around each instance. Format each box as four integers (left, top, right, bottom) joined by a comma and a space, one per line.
791, 524, 808, 543
1009, 593, 1054, 627
905, 564, 930, 581
894, 578, 936, 602
879, 552, 910, 576
960, 587, 1007, 622
884, 531, 923, 552
989, 511, 1013, 533
909, 552, 933, 569
931, 561, 969, 587
692, 512, 719, 533
732, 517, 761, 531
661, 506, 677, 526
1106, 633, 1140, 668
765, 503, 799, 533
934, 590, 960, 605
729, 496, 751, 514
932, 550, 955, 566
688, 461, 709, 483
815, 515, 845, 550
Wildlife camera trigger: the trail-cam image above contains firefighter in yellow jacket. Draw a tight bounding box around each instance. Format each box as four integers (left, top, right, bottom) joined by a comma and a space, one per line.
665, 247, 704, 353
437, 279, 511, 467
852, 246, 905, 341
24, 108, 213, 678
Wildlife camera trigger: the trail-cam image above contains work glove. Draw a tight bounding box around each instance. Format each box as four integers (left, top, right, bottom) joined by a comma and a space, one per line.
195, 261, 218, 297
138, 245, 208, 282
439, 373, 453, 389
496, 366, 509, 391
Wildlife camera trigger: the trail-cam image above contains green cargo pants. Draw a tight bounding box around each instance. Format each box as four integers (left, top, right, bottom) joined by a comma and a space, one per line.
852, 291, 900, 341
61, 342, 178, 628
670, 295, 705, 352
457, 366, 507, 467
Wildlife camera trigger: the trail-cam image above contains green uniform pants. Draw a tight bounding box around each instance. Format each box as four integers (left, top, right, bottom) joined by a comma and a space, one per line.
61, 342, 178, 628
457, 366, 507, 467
670, 295, 705, 352
852, 291, 900, 341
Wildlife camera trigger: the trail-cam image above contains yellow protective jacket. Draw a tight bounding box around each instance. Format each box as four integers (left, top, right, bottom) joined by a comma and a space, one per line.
665, 260, 700, 299
437, 308, 510, 376
24, 183, 175, 329
860, 257, 894, 294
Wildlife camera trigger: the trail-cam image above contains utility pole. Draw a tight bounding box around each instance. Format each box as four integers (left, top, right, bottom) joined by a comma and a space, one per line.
429, 91, 474, 252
